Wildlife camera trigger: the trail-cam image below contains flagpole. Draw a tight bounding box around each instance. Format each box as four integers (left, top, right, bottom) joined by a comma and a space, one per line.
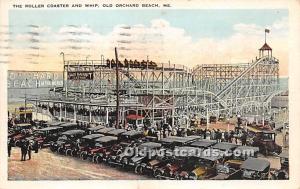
265, 30, 266, 44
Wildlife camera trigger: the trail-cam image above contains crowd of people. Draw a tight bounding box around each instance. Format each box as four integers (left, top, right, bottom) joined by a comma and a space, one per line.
135, 122, 249, 146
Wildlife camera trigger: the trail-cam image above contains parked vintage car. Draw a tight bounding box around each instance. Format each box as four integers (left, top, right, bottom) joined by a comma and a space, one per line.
47, 121, 65, 127
95, 127, 116, 135
32, 126, 63, 148
68, 133, 104, 158
240, 158, 270, 180
10, 123, 33, 147
50, 129, 85, 153
91, 136, 119, 163
127, 142, 162, 172
189, 139, 217, 149
248, 128, 282, 155
159, 136, 200, 149
109, 131, 145, 165
106, 129, 127, 137
211, 142, 238, 159
57, 122, 78, 131
153, 146, 202, 179
270, 149, 289, 180
209, 146, 259, 180
86, 125, 105, 134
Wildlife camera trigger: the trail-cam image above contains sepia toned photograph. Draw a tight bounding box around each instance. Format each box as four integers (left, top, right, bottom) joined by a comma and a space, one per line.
1, 0, 299, 188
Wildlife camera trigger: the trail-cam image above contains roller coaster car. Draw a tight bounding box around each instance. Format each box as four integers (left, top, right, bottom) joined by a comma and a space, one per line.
33, 126, 63, 148
241, 158, 270, 180
250, 130, 282, 155
50, 130, 85, 154
70, 134, 104, 158
127, 142, 162, 172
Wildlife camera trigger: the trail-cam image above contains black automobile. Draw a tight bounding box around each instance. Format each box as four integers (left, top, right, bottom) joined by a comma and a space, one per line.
90, 136, 119, 163
189, 139, 217, 149
50, 129, 85, 154
127, 142, 162, 173
95, 127, 116, 135
86, 125, 105, 134
69, 133, 104, 158
33, 126, 63, 148
241, 158, 270, 180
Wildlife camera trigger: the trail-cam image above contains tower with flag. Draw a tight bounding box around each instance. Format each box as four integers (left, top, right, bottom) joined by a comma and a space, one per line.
259, 29, 272, 57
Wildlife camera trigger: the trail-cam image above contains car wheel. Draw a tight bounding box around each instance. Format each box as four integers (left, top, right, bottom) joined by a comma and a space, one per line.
65, 149, 71, 156
154, 170, 162, 179
92, 155, 97, 163
134, 165, 141, 174
81, 152, 87, 160
57, 147, 61, 154
96, 156, 101, 164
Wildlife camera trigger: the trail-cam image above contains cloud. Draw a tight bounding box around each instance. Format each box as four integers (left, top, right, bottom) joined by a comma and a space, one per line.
8, 17, 289, 76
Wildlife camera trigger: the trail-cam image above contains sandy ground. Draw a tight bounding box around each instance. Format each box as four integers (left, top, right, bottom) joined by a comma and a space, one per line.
8, 148, 148, 180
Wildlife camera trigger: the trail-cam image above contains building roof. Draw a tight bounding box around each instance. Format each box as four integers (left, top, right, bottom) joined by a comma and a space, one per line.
259, 43, 272, 50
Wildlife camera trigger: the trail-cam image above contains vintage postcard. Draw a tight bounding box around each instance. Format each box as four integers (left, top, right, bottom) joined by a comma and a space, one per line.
0, 0, 299, 189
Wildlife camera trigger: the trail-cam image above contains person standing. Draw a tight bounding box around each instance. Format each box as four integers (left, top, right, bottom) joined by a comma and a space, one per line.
241, 132, 247, 146
27, 141, 32, 160
21, 140, 28, 161
8, 138, 12, 157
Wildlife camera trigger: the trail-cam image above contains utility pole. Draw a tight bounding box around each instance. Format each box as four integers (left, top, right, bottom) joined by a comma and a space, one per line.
115, 47, 120, 128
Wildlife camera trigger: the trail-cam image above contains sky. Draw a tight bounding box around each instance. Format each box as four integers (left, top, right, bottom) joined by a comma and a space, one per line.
5, 9, 289, 75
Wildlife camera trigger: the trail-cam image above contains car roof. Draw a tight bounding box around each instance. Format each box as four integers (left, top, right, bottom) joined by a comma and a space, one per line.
59, 122, 78, 127
87, 126, 105, 131
15, 123, 32, 127
36, 126, 62, 131
241, 158, 270, 171
174, 146, 202, 157
212, 142, 238, 151
95, 136, 118, 143
160, 136, 196, 144
107, 129, 127, 136
279, 149, 289, 159
262, 130, 275, 134
138, 142, 162, 149
197, 149, 223, 161
234, 146, 259, 153
121, 130, 143, 137
48, 122, 65, 127
61, 129, 85, 136
96, 127, 115, 134
190, 140, 217, 148
82, 134, 104, 140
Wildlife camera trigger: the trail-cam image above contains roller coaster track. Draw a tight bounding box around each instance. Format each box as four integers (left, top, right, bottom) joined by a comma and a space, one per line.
120, 69, 142, 88
216, 56, 271, 98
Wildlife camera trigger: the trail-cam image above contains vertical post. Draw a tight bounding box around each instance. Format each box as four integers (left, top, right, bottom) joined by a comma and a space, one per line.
59, 103, 62, 121
74, 104, 76, 123
89, 105, 92, 123
115, 47, 120, 128
106, 107, 109, 125
24, 78, 27, 121
146, 56, 149, 94
64, 104, 67, 120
